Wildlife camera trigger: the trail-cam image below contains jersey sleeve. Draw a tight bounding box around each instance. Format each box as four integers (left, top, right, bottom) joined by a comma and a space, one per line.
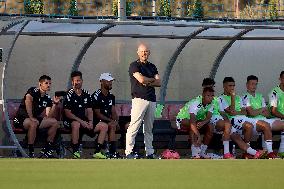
86, 93, 93, 109
239, 96, 245, 109
46, 96, 53, 107
208, 104, 214, 113
129, 62, 140, 75
218, 96, 229, 111
112, 94, 116, 106
188, 101, 199, 115
63, 93, 73, 110
261, 97, 266, 108
26, 87, 38, 98
151, 64, 159, 75
242, 94, 250, 107
269, 91, 278, 107
92, 93, 100, 109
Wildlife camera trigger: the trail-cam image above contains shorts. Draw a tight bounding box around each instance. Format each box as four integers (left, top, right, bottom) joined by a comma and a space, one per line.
13, 116, 43, 129
176, 118, 190, 132
257, 118, 279, 129
63, 117, 96, 138
210, 115, 224, 134
230, 116, 260, 136
175, 118, 210, 133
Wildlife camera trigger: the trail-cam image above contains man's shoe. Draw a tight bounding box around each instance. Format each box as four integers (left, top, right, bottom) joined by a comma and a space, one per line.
73, 151, 81, 159
278, 152, 284, 159
267, 152, 278, 159
40, 148, 55, 158
254, 150, 265, 159
133, 151, 142, 159
200, 153, 211, 159
146, 153, 158, 159
242, 153, 254, 159
109, 152, 122, 159
126, 153, 137, 159
191, 155, 201, 159
28, 152, 35, 158
223, 153, 234, 159
93, 152, 107, 159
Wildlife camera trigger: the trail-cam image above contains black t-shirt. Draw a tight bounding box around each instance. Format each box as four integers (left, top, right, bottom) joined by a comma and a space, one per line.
16, 87, 52, 118
129, 60, 158, 102
92, 89, 115, 122
63, 88, 92, 120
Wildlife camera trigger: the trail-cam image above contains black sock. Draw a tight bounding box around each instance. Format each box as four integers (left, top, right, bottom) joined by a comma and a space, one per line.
102, 141, 108, 150
95, 143, 103, 153
72, 143, 79, 153
133, 144, 139, 153
28, 144, 34, 154
109, 141, 117, 154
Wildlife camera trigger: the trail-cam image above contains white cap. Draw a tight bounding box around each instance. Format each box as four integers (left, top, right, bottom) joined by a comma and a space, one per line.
99, 73, 115, 81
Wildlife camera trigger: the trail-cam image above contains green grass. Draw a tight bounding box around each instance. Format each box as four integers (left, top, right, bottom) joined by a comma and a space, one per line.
0, 159, 284, 189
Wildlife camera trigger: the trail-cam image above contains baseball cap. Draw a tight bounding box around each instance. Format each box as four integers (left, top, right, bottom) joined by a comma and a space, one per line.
99, 73, 115, 81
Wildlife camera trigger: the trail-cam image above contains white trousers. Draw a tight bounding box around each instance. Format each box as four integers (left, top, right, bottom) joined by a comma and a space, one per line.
125, 98, 156, 156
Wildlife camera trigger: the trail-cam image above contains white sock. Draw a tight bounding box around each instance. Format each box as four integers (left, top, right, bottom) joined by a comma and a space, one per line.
265, 140, 273, 153
191, 145, 201, 157
223, 141, 230, 154
246, 147, 257, 156
200, 144, 208, 156
262, 135, 267, 150
279, 132, 284, 153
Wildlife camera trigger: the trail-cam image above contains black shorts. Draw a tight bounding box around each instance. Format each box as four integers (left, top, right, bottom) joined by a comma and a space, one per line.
118, 116, 131, 128
63, 117, 96, 138
93, 116, 130, 131
13, 116, 43, 129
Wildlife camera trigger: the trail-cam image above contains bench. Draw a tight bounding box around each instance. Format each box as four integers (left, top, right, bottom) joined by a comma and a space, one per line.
2, 100, 179, 157
3, 100, 281, 158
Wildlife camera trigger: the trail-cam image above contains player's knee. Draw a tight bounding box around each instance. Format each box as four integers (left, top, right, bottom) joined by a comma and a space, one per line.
49, 118, 59, 128
224, 122, 232, 132
108, 124, 117, 131
29, 124, 38, 130
71, 121, 80, 130
243, 123, 253, 131
100, 125, 108, 133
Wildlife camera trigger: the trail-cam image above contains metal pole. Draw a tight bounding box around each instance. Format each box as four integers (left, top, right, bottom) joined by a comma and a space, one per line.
118, 0, 126, 21
152, 0, 157, 16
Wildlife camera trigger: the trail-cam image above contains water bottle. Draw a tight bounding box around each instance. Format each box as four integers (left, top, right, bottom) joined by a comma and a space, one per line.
232, 145, 236, 158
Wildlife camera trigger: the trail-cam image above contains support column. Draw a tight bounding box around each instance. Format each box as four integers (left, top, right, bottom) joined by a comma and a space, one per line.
234, 0, 240, 19
118, 0, 126, 21
152, 0, 157, 16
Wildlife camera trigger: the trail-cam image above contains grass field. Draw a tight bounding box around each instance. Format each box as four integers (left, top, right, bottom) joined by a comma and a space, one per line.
0, 159, 284, 189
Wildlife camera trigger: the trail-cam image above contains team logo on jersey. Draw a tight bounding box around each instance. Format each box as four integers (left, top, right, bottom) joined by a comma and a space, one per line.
84, 98, 87, 104
109, 100, 112, 106
43, 101, 47, 107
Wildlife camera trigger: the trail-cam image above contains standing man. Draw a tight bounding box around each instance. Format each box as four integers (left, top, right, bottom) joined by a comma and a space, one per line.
92, 72, 120, 158
63, 71, 108, 159
125, 43, 161, 159
13, 75, 60, 158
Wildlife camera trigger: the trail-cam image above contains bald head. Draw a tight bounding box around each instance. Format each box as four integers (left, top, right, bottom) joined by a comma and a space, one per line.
137, 43, 150, 63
